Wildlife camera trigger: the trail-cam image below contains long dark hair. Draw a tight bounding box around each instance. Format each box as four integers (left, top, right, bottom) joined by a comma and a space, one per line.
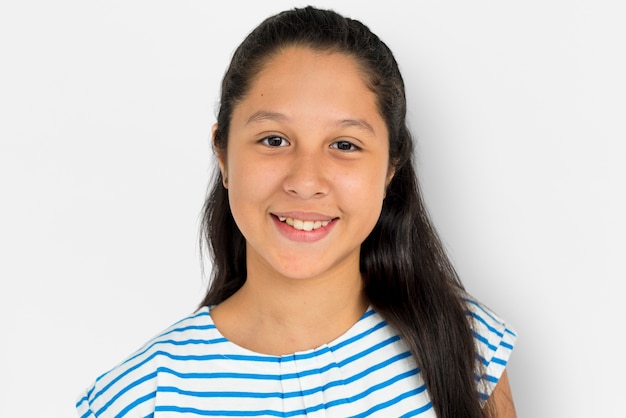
200, 6, 492, 418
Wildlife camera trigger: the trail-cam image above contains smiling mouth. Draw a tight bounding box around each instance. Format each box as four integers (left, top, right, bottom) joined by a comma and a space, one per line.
277, 216, 332, 231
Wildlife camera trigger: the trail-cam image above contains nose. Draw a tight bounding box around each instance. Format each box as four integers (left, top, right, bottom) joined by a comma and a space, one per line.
283, 152, 329, 199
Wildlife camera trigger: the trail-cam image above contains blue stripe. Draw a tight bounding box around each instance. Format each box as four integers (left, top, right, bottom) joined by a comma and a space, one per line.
463, 297, 517, 340
92, 317, 221, 390
157, 309, 210, 332
96, 371, 157, 416
476, 352, 507, 368
481, 373, 499, 383
349, 387, 429, 418
492, 356, 507, 366
341, 351, 413, 386
78, 408, 92, 418
162, 323, 217, 335
158, 366, 285, 381
343, 369, 422, 405
283, 345, 332, 361
321, 354, 416, 398
154, 351, 329, 381
467, 311, 504, 338
151, 352, 281, 362
472, 330, 498, 351
175, 309, 210, 323
92, 354, 155, 404
116, 332, 224, 368
476, 371, 502, 386
155, 310, 214, 340
86, 384, 95, 400
476, 353, 489, 367
476, 351, 508, 368
398, 402, 434, 418
286, 313, 386, 361
361, 308, 377, 320
338, 335, 400, 367
156, 337, 229, 347
157, 351, 415, 401
462, 297, 500, 324
501, 340, 514, 350
331, 318, 387, 352
159, 386, 285, 399
156, 368, 421, 417
155, 406, 304, 417
296, 370, 420, 413
114, 391, 156, 418
75, 396, 88, 409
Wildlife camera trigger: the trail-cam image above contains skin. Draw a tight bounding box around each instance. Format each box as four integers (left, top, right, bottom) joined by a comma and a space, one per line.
211, 46, 392, 355
210, 45, 517, 415
487, 370, 518, 417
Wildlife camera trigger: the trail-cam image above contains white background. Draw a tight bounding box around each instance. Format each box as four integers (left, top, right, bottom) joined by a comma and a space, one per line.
0, 1, 622, 417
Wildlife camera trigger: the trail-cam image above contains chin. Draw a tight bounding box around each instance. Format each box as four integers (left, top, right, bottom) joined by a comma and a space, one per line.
274, 267, 328, 281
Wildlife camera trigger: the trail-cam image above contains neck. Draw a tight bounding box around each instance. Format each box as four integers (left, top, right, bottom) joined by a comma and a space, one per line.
210, 258, 368, 355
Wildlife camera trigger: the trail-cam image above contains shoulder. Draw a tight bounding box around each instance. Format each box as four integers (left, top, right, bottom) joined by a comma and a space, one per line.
459, 290, 518, 401
75, 307, 220, 417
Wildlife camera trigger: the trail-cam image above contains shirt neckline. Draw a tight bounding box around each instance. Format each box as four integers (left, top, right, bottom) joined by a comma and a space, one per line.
201, 304, 378, 359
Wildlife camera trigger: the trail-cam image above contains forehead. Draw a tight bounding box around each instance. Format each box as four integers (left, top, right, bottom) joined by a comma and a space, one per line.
252, 46, 372, 90
232, 46, 384, 126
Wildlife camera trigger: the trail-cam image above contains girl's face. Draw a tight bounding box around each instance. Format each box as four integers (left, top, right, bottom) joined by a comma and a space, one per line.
219, 46, 392, 282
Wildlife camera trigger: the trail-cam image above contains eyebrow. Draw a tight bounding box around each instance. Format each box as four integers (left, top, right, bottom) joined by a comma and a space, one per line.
336, 118, 375, 135
246, 111, 288, 125
246, 110, 376, 135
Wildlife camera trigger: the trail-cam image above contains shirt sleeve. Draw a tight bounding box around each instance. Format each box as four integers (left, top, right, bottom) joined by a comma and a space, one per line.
462, 294, 517, 402
75, 390, 97, 418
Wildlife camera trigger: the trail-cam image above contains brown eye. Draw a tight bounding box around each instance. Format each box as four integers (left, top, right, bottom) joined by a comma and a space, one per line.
331, 141, 359, 151
261, 136, 290, 147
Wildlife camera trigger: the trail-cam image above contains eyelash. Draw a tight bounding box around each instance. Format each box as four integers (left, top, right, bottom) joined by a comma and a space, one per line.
259, 136, 360, 152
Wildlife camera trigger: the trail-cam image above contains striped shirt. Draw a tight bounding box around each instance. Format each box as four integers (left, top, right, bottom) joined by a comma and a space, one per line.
76, 296, 516, 417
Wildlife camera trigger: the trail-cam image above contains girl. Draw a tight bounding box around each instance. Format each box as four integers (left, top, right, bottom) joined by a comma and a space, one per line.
77, 6, 517, 417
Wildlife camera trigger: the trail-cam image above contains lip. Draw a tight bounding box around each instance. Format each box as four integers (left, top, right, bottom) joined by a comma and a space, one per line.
271, 213, 337, 243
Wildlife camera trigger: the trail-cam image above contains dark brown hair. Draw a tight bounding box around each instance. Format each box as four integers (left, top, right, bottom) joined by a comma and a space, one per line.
200, 6, 492, 418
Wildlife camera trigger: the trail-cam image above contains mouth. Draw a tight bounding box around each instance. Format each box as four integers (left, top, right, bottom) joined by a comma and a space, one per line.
275, 216, 333, 231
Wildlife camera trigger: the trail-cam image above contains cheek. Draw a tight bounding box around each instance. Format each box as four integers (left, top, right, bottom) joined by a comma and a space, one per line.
227, 157, 283, 209
337, 166, 388, 219
339, 163, 388, 197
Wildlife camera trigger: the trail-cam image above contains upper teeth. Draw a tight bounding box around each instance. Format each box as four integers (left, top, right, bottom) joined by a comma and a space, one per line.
278, 217, 331, 231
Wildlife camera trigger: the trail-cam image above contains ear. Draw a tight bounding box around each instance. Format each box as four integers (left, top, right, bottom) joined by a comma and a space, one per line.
212, 123, 228, 188
385, 163, 396, 189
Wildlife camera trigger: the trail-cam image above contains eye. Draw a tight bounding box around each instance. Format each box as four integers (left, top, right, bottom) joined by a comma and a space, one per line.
331, 140, 360, 152
260, 135, 290, 147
